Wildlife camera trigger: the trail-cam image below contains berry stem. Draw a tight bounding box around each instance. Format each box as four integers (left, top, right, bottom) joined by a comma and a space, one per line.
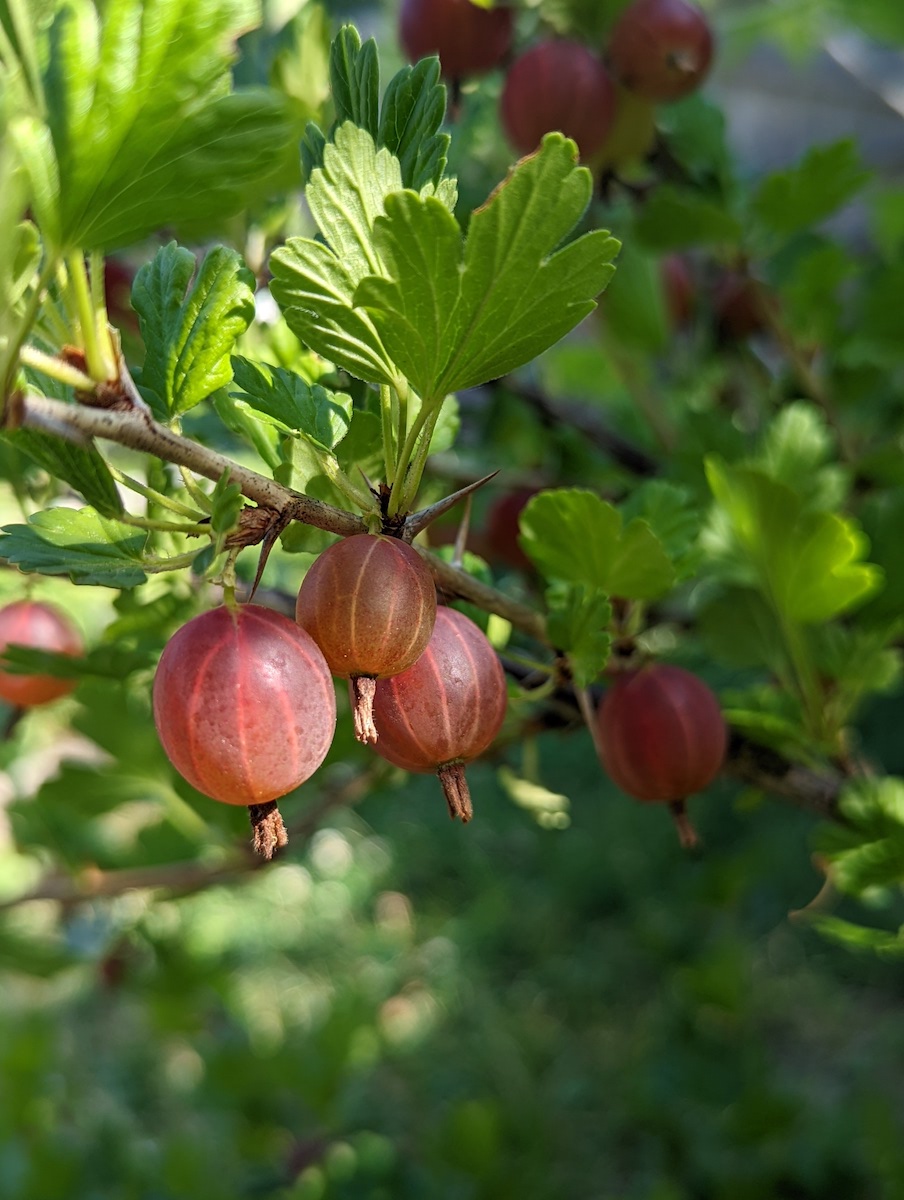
248, 801, 289, 861
438, 762, 473, 823
668, 799, 699, 850
351, 676, 378, 745
109, 469, 203, 519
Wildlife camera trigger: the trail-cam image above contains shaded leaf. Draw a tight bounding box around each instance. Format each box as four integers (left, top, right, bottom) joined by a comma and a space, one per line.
378, 56, 449, 191
632, 185, 742, 251
0, 507, 147, 586
545, 582, 612, 687
2, 426, 123, 516
752, 140, 871, 237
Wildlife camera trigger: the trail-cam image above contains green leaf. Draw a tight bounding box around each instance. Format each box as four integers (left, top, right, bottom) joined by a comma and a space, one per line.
810, 915, 904, 957
132, 242, 255, 418
519, 489, 674, 600
819, 778, 904, 896
698, 586, 786, 673
356, 134, 619, 399
379, 57, 449, 191
269, 237, 397, 385
208, 470, 243, 537
752, 140, 871, 237
632, 185, 742, 251
9, 220, 40, 306
705, 459, 882, 624
757, 402, 848, 509
329, 25, 379, 138
545, 582, 612, 687
0, 507, 148, 586
230, 356, 352, 451
336, 409, 384, 481
211, 388, 281, 472
620, 481, 702, 580
0, 641, 153, 681
269, 139, 405, 385
598, 240, 669, 352
270, 1, 331, 126
11, 0, 297, 250
1, 426, 123, 516
305, 123, 403, 285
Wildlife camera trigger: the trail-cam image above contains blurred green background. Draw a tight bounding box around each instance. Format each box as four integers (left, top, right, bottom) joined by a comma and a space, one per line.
4, 735, 904, 1199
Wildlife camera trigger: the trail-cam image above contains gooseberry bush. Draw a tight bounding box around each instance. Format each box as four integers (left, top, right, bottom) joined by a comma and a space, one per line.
1, 0, 904, 984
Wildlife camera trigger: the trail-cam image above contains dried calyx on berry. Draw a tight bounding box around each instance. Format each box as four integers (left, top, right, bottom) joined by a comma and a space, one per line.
369, 607, 507, 822
153, 604, 336, 860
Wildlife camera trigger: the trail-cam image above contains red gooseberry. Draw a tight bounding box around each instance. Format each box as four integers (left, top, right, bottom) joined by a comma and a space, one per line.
295, 534, 437, 746
596, 662, 726, 847
607, 0, 714, 104
500, 40, 617, 160
0, 600, 83, 707
399, 0, 514, 80
153, 604, 336, 856
370, 606, 507, 822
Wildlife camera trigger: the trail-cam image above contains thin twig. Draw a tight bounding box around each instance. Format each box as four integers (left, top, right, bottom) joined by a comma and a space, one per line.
9, 392, 548, 642
0, 766, 379, 911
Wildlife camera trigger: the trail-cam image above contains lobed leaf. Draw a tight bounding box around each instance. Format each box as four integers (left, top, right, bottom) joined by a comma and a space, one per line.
329, 24, 379, 138
9, 0, 297, 251
378, 56, 449, 191
705, 458, 882, 624
752, 140, 871, 237
2, 426, 123, 516
132, 242, 255, 418
356, 134, 619, 400
230, 355, 352, 451
0, 506, 148, 586
519, 489, 674, 600
545, 582, 612, 687
269, 235, 397, 385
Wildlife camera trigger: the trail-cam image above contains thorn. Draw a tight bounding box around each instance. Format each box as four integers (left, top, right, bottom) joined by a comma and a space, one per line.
404, 470, 500, 540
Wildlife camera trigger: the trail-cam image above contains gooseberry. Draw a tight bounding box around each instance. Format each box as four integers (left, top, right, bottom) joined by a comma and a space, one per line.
500, 40, 617, 160
399, 0, 514, 80
0, 600, 83, 707
596, 663, 726, 846
371, 606, 507, 822
607, 0, 714, 104
153, 604, 336, 856
295, 534, 437, 746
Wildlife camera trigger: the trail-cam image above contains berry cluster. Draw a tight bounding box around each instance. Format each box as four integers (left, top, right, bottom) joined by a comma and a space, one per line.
0, 557, 727, 854
398, 0, 713, 162
152, 535, 508, 855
